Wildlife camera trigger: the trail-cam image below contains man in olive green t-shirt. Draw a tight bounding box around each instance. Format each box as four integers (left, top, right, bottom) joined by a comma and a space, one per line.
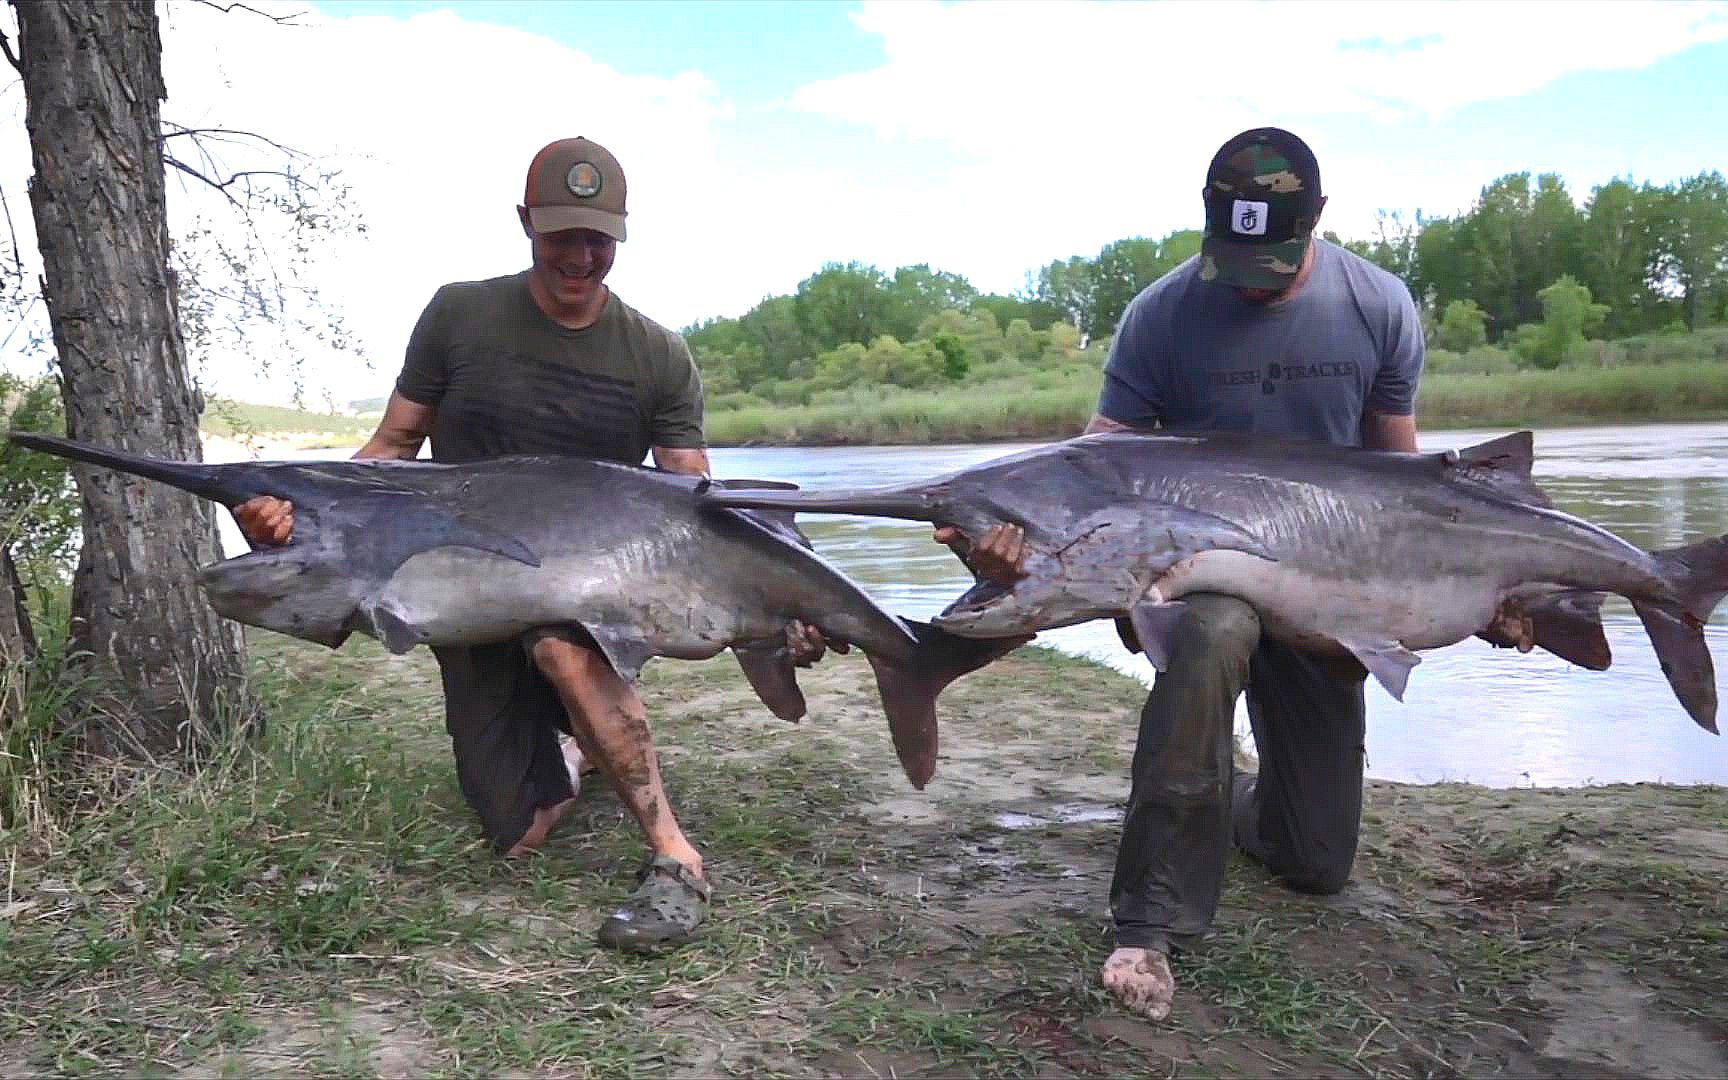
233, 137, 824, 951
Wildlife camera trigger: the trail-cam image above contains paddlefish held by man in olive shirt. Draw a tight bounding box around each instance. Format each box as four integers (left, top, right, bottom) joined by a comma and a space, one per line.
12, 433, 1026, 787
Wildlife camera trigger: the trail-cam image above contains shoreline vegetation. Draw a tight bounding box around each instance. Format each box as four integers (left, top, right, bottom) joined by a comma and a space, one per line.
3, 635, 1722, 1074
703, 354, 1728, 447
193, 346, 1728, 455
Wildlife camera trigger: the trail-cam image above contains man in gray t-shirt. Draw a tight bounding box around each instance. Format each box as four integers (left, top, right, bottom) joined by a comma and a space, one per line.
949, 128, 1424, 1021
1098, 231, 1422, 446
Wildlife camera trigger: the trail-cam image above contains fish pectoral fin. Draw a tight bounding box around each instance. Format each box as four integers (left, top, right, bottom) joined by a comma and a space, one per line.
580, 625, 657, 684
367, 504, 543, 569
367, 605, 427, 655
1339, 639, 1420, 701
1481, 591, 1612, 671
445, 526, 541, 568
1128, 600, 1189, 671
732, 644, 807, 723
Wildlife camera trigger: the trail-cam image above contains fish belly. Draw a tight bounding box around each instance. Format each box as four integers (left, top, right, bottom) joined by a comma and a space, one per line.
1154, 550, 1504, 654
371, 547, 752, 656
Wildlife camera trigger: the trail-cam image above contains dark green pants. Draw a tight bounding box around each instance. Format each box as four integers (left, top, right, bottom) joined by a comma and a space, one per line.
1109, 595, 1367, 951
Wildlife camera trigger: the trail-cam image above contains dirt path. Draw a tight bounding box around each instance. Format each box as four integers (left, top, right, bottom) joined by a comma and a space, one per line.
2, 637, 1724, 1076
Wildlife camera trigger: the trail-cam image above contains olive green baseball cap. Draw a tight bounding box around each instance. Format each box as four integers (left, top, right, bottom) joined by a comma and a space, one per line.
1200, 128, 1322, 290
522, 136, 628, 241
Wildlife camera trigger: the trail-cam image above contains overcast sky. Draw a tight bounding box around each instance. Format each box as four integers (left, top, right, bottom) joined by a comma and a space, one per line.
2, 0, 1725, 408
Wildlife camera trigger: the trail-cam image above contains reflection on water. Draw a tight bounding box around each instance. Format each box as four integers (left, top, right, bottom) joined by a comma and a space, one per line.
213, 421, 1728, 788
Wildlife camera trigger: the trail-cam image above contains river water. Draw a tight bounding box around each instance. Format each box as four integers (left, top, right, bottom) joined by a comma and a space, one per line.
213, 421, 1728, 788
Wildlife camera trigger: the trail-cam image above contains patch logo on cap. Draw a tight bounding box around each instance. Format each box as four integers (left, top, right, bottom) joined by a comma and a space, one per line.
566, 161, 603, 198
1231, 199, 1269, 236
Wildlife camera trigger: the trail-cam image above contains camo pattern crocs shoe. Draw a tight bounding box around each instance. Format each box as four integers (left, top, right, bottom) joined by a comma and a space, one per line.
595, 854, 711, 952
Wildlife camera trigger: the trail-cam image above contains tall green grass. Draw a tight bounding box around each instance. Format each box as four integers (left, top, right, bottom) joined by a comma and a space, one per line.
0, 583, 94, 835
707, 359, 1728, 445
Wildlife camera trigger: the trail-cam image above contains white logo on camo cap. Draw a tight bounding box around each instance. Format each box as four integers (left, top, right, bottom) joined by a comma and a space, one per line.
1232, 199, 1269, 236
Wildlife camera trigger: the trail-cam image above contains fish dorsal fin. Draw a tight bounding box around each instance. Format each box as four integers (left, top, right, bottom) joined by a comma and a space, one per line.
1444, 431, 1552, 508
1454, 431, 1535, 473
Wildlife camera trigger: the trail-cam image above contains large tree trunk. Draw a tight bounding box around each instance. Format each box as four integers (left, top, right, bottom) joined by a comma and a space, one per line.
14, 1, 248, 754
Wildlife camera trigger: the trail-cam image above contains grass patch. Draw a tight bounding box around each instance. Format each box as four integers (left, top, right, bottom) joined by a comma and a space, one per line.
200, 399, 377, 441
4, 635, 1725, 1075
705, 358, 1728, 446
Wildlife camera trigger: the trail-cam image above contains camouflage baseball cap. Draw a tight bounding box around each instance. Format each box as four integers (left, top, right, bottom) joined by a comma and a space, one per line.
1199, 128, 1322, 290
522, 136, 627, 241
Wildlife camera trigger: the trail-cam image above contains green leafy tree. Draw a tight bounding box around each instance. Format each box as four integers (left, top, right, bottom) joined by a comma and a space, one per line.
1004, 318, 1041, 364
1580, 178, 1665, 335
795, 262, 892, 350
746, 297, 811, 379
1089, 231, 1201, 338
1520, 275, 1609, 369
1411, 216, 1471, 317
1449, 173, 1583, 341
1651, 172, 1728, 330
931, 333, 969, 381
883, 264, 976, 340
1435, 299, 1488, 352
1358, 211, 1422, 284
971, 292, 1062, 331
1033, 255, 1097, 337
810, 341, 867, 392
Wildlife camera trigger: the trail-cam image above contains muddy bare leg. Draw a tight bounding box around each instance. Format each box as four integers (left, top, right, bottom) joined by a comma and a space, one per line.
527, 633, 702, 877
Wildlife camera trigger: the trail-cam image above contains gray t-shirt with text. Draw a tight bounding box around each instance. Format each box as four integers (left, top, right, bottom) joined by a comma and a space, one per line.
1098, 239, 1423, 447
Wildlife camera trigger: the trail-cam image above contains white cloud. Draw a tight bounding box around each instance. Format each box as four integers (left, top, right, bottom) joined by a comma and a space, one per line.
798, 1, 1728, 140
787, 0, 1728, 290
1, 1, 736, 406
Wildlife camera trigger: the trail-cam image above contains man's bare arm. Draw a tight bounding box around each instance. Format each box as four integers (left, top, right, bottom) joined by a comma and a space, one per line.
651, 445, 712, 477
1361, 412, 1419, 452
355, 391, 437, 460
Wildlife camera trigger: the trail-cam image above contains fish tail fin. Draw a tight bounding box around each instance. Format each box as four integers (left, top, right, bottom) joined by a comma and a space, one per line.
9, 432, 256, 506
702, 483, 943, 524
1634, 534, 1728, 734
1653, 535, 1728, 624
1632, 598, 1717, 734
864, 621, 1031, 789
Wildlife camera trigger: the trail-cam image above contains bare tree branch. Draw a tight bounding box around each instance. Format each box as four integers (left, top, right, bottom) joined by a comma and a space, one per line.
160, 122, 307, 160
190, 1, 309, 25
0, 26, 21, 77
164, 155, 301, 207
0, 184, 24, 283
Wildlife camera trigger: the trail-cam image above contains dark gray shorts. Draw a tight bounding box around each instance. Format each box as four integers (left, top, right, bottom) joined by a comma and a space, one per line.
432, 624, 601, 851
